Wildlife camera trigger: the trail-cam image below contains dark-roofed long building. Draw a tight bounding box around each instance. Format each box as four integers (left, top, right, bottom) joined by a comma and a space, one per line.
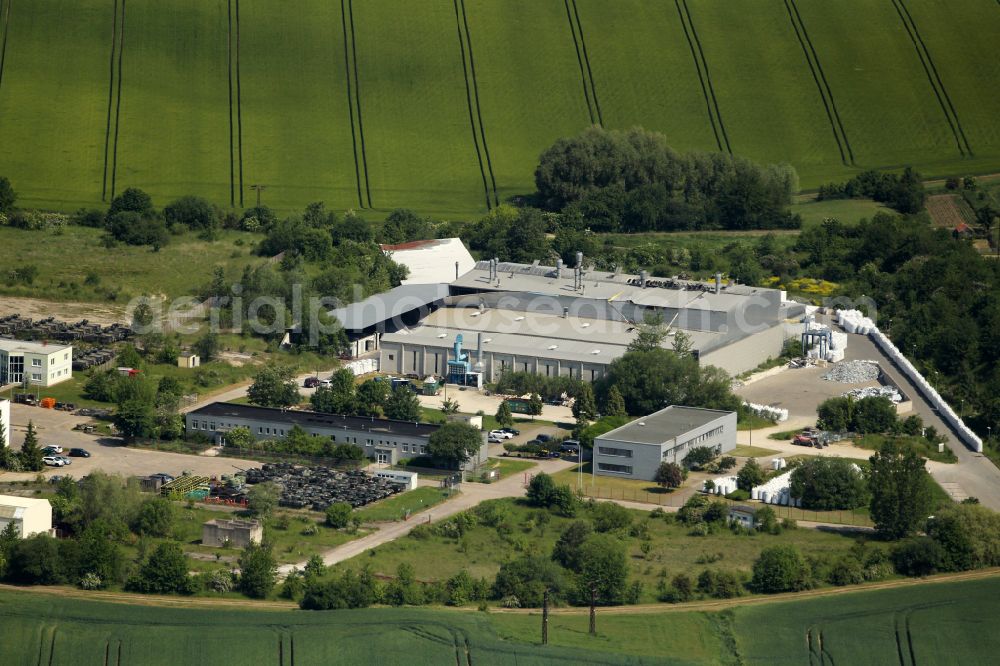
593, 406, 736, 481
185, 402, 487, 467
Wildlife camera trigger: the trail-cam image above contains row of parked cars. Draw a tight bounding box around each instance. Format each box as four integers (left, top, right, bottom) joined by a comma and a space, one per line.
41, 445, 90, 467
487, 428, 521, 443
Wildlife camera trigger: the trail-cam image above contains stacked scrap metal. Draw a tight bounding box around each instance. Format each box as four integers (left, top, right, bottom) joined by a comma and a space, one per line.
822, 360, 880, 384
842, 385, 903, 403
1, 314, 132, 344
244, 463, 401, 511
0, 314, 32, 335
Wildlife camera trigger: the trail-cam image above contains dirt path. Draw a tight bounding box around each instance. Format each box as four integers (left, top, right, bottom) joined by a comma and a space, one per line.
0, 296, 127, 325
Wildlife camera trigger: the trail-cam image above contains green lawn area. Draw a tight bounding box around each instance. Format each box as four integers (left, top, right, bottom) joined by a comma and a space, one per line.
736, 414, 777, 431
354, 486, 451, 523
343, 497, 878, 603
789, 197, 892, 226
0, 225, 265, 302
488, 457, 536, 480
549, 462, 678, 504
728, 445, 781, 458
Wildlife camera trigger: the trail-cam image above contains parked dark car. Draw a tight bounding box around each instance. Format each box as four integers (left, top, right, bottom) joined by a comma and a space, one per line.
536, 433, 552, 443
303, 376, 320, 388
68, 448, 91, 457
559, 439, 581, 453
150, 472, 175, 484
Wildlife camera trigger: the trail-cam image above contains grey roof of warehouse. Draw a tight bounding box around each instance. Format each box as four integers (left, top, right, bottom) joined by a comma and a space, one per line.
381, 307, 726, 363
187, 402, 441, 438
451, 260, 779, 312
598, 405, 734, 446
328, 283, 450, 332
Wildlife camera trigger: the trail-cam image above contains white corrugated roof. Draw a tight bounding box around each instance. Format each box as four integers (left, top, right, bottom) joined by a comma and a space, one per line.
381, 238, 475, 285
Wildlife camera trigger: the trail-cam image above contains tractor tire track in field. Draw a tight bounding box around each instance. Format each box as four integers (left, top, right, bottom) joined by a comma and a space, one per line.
783, 0, 852, 166
460, 0, 498, 207
563, 0, 596, 125
103, 0, 126, 201
227, 0, 245, 207
894, 0, 971, 156
890, 0, 970, 157
344, 0, 372, 208
339, 0, 364, 208
102, 0, 120, 201
0, 0, 11, 97
570, 0, 603, 126
227, 0, 235, 206
679, 0, 730, 154
234, 0, 244, 206
673, 0, 727, 154
452, 0, 492, 210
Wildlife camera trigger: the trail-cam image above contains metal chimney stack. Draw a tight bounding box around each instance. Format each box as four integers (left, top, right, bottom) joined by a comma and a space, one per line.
575, 251, 584, 290
715, 273, 722, 295
556, 258, 563, 279
640, 270, 648, 289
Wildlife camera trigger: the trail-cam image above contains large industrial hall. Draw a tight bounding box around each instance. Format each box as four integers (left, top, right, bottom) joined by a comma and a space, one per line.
332, 249, 805, 382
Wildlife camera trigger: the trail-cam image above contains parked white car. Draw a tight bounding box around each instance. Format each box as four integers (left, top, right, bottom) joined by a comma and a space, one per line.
42, 445, 64, 454
43, 456, 67, 467
488, 430, 514, 440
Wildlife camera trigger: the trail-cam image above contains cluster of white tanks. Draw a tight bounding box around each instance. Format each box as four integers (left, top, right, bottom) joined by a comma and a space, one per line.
743, 401, 789, 422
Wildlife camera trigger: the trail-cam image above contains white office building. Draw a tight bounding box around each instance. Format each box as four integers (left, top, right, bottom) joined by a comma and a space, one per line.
0, 495, 53, 538
593, 405, 737, 481
0, 339, 73, 387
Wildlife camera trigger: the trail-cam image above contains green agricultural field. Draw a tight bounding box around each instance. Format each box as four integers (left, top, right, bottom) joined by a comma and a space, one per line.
239, 0, 359, 211
2, 1, 1000, 216
3, 573, 999, 663
113, 0, 232, 204
0, 0, 113, 210
0, 225, 263, 301
680, 0, 850, 187
0, 590, 651, 665
573, 0, 717, 155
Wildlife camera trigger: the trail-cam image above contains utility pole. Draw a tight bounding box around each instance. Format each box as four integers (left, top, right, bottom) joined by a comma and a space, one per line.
249, 184, 267, 208
589, 583, 597, 635
542, 588, 549, 645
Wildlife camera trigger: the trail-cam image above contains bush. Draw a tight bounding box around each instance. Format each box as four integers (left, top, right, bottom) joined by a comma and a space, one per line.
790, 458, 869, 510
827, 556, 864, 586
590, 502, 632, 533
751, 545, 812, 593
682, 446, 716, 471
891, 538, 946, 577
325, 502, 353, 529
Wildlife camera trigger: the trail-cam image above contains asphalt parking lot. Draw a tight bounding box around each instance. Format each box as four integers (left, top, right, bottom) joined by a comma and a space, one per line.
2, 403, 260, 482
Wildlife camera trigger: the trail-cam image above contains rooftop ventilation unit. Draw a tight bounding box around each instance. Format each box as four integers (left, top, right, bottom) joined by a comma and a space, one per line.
547, 345, 558, 350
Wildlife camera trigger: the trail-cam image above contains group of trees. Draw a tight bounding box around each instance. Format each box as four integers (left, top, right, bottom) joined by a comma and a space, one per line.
816, 395, 903, 434
309, 371, 421, 422
224, 424, 366, 463
534, 126, 801, 232
817, 168, 926, 214
0, 420, 45, 472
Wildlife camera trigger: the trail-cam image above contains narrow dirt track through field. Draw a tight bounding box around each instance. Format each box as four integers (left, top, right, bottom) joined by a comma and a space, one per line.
459, 0, 498, 207
346, 0, 372, 208
783, 0, 849, 166
109, 0, 126, 200
891, 0, 970, 157
570, 0, 602, 127
452, 0, 492, 210
563, 0, 596, 125
673, 0, 727, 154
339, 0, 364, 208
234, 0, 244, 206
787, 0, 854, 165
0, 0, 11, 97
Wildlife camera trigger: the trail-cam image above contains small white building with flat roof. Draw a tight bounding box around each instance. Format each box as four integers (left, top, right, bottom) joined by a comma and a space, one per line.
0, 495, 53, 537
0, 339, 73, 387
593, 405, 737, 481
